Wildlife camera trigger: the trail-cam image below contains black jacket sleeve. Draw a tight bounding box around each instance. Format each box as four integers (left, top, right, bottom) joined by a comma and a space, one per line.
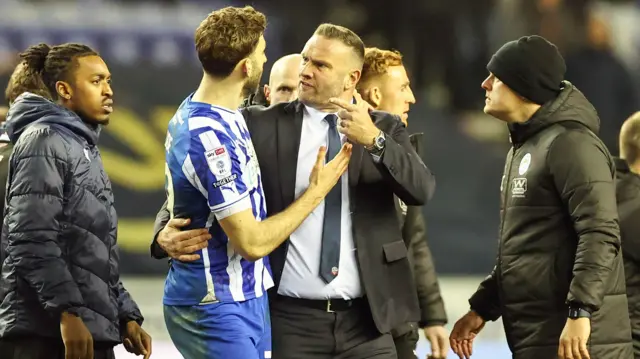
405, 205, 447, 327
150, 199, 170, 259
5, 130, 84, 315
374, 113, 436, 206
117, 281, 143, 327
468, 263, 502, 321
548, 130, 621, 312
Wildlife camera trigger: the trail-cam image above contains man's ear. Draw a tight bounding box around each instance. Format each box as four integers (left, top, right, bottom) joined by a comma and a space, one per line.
263, 84, 271, 103
345, 69, 361, 92
367, 87, 382, 108
239, 58, 253, 79
55, 80, 73, 101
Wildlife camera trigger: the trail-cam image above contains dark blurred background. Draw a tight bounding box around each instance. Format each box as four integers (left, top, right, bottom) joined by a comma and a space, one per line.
0, 1, 638, 356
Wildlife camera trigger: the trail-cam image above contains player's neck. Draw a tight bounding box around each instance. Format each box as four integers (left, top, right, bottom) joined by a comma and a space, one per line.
193, 74, 244, 110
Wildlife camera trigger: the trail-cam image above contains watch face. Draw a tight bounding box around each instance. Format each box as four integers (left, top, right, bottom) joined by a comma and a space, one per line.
375, 135, 385, 148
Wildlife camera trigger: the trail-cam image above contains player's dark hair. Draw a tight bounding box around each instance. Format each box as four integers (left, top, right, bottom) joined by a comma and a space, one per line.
19, 42, 98, 101
5, 61, 52, 104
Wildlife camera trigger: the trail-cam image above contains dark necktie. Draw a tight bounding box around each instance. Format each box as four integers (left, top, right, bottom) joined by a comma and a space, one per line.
319, 114, 342, 283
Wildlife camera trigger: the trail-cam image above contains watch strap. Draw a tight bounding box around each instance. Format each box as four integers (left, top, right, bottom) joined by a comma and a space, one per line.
568, 306, 591, 319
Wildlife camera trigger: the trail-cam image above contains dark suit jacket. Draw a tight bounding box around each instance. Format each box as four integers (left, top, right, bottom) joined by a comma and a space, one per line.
151, 100, 436, 334
391, 133, 446, 337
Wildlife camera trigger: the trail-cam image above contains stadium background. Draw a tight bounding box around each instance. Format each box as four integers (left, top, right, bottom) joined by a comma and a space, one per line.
1, 0, 639, 357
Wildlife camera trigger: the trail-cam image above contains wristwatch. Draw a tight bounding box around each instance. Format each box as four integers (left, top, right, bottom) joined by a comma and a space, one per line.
568, 306, 592, 319
366, 131, 385, 155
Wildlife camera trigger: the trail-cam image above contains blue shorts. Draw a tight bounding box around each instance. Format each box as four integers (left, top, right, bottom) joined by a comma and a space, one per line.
164, 295, 271, 359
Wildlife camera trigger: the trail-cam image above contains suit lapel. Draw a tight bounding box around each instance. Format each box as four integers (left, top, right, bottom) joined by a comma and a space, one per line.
348, 143, 364, 186
278, 100, 304, 206
348, 95, 366, 186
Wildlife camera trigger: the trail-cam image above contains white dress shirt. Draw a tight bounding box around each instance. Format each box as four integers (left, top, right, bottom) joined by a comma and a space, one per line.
277, 105, 364, 300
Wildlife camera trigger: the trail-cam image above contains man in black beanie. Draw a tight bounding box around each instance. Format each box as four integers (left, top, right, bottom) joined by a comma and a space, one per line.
449, 35, 633, 359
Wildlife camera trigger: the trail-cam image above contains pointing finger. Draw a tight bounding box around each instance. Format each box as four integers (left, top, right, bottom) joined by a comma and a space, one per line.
329, 97, 357, 112
353, 91, 373, 110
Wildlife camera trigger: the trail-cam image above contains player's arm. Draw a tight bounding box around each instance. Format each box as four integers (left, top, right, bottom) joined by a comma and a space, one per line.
187, 129, 351, 261
219, 146, 351, 261
467, 262, 502, 321
548, 131, 620, 313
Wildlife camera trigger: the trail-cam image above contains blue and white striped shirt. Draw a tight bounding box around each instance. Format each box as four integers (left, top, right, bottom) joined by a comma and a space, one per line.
163, 94, 273, 305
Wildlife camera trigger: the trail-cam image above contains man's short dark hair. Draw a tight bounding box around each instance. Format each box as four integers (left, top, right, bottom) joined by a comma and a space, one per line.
195, 6, 267, 78
313, 23, 365, 67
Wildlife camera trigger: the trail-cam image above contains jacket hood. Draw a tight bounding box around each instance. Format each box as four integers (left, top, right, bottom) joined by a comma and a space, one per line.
509, 81, 600, 145
5, 92, 99, 145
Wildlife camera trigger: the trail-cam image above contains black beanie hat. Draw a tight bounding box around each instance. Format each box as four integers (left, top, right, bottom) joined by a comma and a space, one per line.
487, 35, 566, 105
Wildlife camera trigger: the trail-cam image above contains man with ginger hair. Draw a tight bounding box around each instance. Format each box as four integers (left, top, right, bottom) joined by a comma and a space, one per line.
357, 47, 449, 359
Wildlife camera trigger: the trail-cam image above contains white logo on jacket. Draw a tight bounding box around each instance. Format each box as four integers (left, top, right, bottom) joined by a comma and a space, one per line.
519, 153, 531, 175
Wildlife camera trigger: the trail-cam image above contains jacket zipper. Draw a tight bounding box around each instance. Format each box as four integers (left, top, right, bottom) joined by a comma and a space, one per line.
497, 145, 517, 316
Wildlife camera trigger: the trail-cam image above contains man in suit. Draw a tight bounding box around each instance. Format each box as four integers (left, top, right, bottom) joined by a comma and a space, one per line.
357, 47, 448, 359
152, 23, 435, 358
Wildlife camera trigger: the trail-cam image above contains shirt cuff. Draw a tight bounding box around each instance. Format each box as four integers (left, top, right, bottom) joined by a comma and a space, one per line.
369, 148, 385, 163
213, 195, 252, 220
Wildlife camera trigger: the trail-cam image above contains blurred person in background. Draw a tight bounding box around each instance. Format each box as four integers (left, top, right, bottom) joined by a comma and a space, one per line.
492, 0, 590, 56
263, 53, 302, 105
357, 47, 448, 359
0, 61, 53, 229
242, 53, 302, 108
449, 35, 632, 359
0, 43, 151, 359
565, 11, 638, 154
615, 111, 640, 358
154, 22, 435, 359
157, 7, 350, 359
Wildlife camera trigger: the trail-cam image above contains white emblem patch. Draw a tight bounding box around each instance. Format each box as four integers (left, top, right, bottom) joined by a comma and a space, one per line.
511, 177, 527, 198
398, 199, 408, 216
518, 153, 531, 175
205, 146, 232, 178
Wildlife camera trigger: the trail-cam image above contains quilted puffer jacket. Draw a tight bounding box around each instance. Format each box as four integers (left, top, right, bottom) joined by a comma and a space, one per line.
469, 83, 632, 359
0, 93, 142, 345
